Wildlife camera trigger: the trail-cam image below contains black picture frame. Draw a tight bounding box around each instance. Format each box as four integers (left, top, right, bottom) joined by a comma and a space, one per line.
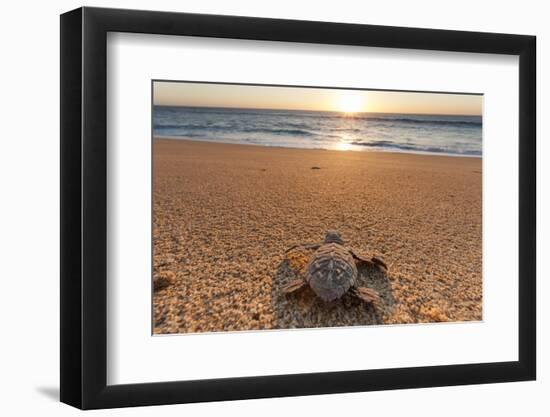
60, 6, 536, 410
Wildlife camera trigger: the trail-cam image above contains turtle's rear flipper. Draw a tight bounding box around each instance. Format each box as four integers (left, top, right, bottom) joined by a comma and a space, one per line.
351, 286, 382, 309
282, 279, 307, 294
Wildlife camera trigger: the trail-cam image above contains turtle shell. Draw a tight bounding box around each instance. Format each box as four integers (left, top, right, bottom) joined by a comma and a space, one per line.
305, 242, 357, 301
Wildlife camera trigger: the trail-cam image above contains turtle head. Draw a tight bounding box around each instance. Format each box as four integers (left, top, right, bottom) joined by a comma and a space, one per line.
324, 230, 344, 245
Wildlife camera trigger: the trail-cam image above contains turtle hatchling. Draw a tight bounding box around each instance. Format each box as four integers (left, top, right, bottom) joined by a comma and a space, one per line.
283, 230, 387, 308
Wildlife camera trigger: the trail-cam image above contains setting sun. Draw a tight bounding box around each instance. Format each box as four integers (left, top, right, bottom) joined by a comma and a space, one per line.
336, 92, 364, 113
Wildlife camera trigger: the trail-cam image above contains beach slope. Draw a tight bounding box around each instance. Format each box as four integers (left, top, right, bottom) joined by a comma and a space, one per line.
153, 139, 482, 334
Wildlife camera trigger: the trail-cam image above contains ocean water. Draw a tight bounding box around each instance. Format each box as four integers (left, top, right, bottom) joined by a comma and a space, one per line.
153, 106, 482, 157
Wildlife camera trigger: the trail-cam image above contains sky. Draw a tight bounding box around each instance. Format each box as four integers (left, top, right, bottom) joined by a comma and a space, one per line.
153, 81, 482, 116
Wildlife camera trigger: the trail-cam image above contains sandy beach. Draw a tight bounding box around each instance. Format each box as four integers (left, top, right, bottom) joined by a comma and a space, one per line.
153, 138, 482, 334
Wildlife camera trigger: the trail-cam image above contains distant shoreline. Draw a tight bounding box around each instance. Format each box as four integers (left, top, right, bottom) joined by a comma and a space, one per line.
153, 135, 482, 159
153, 104, 482, 118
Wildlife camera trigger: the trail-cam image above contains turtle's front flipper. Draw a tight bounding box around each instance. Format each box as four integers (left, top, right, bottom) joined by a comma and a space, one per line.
285, 243, 321, 254
351, 286, 382, 309
351, 250, 388, 271
282, 278, 307, 294
370, 256, 388, 270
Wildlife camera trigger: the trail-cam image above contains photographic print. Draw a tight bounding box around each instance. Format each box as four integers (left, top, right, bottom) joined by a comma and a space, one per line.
152, 81, 483, 334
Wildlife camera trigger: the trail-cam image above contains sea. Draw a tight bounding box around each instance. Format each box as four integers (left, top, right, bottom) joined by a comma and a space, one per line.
153, 106, 482, 157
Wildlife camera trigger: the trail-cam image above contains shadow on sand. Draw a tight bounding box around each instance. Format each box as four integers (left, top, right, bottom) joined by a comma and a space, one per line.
271, 249, 395, 330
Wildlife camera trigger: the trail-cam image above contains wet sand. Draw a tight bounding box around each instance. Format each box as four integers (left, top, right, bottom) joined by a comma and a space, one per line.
153, 138, 482, 334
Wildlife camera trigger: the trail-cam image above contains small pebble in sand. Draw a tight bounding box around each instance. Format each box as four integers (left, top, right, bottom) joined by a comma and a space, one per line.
154, 270, 176, 291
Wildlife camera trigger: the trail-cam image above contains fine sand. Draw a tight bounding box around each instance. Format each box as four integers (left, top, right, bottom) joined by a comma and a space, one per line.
153, 138, 482, 334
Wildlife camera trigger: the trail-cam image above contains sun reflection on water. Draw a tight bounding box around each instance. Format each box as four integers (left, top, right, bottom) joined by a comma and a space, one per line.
335, 142, 353, 151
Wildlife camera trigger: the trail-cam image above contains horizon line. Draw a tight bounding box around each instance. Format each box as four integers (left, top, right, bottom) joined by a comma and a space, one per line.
152, 104, 482, 117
